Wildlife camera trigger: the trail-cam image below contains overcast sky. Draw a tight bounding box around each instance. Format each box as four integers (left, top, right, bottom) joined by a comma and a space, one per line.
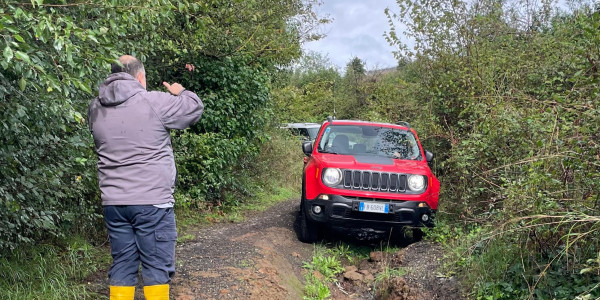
303, 0, 400, 71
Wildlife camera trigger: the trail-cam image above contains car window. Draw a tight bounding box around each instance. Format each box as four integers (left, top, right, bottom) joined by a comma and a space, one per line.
317, 125, 422, 160
307, 128, 320, 140
283, 124, 320, 141
298, 128, 309, 139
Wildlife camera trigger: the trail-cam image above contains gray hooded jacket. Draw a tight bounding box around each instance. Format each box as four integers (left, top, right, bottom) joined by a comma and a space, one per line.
88, 73, 204, 206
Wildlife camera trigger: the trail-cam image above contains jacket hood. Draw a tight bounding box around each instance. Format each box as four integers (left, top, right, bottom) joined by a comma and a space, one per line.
98, 72, 145, 106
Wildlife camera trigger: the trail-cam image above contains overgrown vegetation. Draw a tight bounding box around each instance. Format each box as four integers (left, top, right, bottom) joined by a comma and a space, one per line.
384, 1, 600, 298
275, 0, 600, 298
302, 244, 349, 300
0, 238, 110, 300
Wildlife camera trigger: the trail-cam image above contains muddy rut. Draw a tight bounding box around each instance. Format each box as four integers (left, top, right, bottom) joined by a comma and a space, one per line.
171, 199, 311, 300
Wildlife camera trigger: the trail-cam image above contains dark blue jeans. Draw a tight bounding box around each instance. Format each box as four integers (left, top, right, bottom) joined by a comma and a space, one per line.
103, 205, 177, 286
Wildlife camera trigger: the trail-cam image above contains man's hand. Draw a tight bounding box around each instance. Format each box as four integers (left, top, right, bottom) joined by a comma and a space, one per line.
163, 82, 185, 96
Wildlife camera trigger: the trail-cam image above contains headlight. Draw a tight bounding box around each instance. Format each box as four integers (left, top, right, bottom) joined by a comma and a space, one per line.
407, 175, 426, 191
322, 168, 342, 186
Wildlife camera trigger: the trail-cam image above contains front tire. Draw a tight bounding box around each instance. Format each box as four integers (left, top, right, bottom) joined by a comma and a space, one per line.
412, 228, 424, 242
299, 207, 319, 243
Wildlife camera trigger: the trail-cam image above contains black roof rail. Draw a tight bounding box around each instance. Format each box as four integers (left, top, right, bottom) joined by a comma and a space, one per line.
396, 121, 410, 129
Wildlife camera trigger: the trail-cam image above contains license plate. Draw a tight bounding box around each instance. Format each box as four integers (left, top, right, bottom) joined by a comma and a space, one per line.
359, 202, 389, 214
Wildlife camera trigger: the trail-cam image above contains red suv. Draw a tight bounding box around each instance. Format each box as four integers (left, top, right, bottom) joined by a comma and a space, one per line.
298, 118, 439, 243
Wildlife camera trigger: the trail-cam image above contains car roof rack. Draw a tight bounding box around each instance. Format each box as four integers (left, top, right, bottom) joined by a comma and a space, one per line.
395, 121, 410, 129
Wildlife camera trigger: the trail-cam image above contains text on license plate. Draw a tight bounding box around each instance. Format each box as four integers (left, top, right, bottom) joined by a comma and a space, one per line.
359, 202, 389, 214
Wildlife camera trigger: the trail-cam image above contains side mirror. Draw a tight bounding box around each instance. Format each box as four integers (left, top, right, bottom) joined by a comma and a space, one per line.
425, 150, 434, 163
302, 141, 313, 156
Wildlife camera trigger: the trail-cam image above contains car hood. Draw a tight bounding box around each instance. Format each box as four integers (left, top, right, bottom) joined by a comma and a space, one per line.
317, 153, 431, 174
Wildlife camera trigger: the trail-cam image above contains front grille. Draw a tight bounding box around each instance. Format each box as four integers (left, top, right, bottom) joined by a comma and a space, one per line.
332, 206, 347, 217
342, 170, 407, 193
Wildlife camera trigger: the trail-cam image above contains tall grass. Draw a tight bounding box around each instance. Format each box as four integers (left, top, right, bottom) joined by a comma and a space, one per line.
0, 238, 110, 300
430, 214, 600, 299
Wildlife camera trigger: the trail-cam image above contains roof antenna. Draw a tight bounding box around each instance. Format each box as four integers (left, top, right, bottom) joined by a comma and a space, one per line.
395, 121, 411, 129
332, 81, 337, 120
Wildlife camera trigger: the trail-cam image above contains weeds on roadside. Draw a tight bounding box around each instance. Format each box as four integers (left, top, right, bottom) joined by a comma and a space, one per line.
432, 213, 600, 299
326, 242, 370, 265
0, 238, 110, 300
302, 244, 345, 299
373, 266, 407, 298
302, 239, 412, 299
303, 273, 331, 300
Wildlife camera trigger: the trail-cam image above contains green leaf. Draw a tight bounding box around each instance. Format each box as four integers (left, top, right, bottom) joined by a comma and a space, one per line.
87, 35, 99, 44
3, 46, 13, 62
53, 38, 63, 51
19, 77, 26, 91
75, 157, 88, 166
32, 0, 44, 7
13, 34, 24, 43
15, 51, 31, 63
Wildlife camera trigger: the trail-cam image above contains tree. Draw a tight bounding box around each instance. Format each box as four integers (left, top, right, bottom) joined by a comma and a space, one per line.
273, 52, 341, 122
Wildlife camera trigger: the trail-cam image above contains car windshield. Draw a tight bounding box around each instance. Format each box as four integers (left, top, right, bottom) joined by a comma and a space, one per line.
288, 127, 320, 140
306, 127, 320, 140
317, 125, 422, 160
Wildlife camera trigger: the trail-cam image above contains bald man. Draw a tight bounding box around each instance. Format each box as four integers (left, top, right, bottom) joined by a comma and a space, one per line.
88, 55, 204, 300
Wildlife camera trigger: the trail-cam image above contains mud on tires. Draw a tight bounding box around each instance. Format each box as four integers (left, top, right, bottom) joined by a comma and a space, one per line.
298, 207, 320, 243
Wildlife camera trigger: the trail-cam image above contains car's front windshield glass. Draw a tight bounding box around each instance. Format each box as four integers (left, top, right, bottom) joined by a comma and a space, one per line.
317, 125, 422, 160
307, 128, 320, 140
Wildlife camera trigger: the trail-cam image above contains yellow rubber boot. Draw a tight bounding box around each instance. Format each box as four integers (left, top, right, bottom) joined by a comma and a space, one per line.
109, 286, 135, 300
143, 284, 169, 300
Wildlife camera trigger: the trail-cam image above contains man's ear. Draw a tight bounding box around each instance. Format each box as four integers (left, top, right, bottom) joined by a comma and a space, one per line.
136, 72, 147, 89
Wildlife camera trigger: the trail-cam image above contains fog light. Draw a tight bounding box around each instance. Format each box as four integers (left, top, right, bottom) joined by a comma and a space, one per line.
421, 214, 430, 222
318, 194, 330, 200
313, 206, 322, 214
418, 202, 429, 208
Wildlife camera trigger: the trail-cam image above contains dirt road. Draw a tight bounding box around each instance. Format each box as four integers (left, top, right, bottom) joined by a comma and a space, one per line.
89, 198, 464, 299
171, 199, 312, 300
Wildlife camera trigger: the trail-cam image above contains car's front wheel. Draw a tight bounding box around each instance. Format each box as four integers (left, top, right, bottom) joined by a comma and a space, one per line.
412, 228, 424, 242
389, 227, 423, 246
299, 204, 320, 243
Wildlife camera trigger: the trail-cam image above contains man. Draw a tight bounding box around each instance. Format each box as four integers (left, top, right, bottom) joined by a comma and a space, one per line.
88, 55, 204, 300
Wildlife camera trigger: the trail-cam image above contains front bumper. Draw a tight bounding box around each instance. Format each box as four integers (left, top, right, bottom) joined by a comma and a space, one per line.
303, 194, 435, 228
